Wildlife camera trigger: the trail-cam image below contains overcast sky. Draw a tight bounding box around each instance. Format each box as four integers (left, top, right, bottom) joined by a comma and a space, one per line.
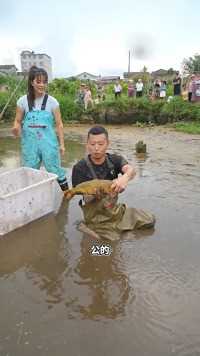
0, 0, 199, 78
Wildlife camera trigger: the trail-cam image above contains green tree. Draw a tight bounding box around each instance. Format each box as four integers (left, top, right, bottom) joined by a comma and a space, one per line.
183, 54, 200, 74
167, 68, 176, 75
141, 65, 148, 73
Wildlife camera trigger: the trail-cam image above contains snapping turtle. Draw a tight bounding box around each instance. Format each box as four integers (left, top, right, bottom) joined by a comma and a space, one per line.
64, 179, 114, 200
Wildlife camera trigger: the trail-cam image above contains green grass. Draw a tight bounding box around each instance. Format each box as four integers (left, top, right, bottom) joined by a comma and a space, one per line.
174, 121, 200, 134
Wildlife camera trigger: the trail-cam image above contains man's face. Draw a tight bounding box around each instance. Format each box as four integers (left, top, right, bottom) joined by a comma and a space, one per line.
87, 133, 109, 160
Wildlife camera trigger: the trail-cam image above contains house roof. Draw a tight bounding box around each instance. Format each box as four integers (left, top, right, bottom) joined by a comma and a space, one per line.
151, 69, 168, 74
66, 73, 120, 81
76, 72, 100, 78
0, 65, 18, 70
100, 75, 120, 80
124, 71, 142, 76
124, 71, 150, 77
20, 50, 51, 59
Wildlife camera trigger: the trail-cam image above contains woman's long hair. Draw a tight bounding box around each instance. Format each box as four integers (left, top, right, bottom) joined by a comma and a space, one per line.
27, 66, 48, 110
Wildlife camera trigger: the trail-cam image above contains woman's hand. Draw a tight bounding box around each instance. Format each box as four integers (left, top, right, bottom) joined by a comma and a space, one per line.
12, 123, 21, 137
12, 106, 24, 137
60, 145, 65, 156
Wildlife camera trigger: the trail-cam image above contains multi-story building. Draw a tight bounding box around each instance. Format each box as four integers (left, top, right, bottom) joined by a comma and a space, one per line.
20, 50, 52, 81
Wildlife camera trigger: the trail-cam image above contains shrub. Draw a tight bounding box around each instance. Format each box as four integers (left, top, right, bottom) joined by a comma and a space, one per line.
0, 92, 16, 122
53, 94, 83, 121
161, 97, 200, 122
1, 76, 200, 125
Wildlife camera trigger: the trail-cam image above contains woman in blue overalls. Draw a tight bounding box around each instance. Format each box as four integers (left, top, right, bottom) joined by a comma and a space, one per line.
12, 66, 68, 191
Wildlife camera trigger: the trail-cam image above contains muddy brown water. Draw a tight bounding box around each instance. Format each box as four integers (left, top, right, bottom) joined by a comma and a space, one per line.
0, 125, 200, 356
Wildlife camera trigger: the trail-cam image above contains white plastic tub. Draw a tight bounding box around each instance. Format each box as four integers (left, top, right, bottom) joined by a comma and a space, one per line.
0, 167, 59, 236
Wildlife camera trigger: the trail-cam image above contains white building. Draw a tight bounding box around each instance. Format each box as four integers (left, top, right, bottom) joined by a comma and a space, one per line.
68, 72, 100, 81
20, 50, 53, 81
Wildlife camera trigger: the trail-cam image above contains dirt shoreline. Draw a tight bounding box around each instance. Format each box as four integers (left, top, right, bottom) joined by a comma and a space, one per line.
1, 123, 200, 140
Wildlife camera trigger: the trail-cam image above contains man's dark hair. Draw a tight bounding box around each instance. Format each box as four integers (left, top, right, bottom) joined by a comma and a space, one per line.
87, 125, 109, 140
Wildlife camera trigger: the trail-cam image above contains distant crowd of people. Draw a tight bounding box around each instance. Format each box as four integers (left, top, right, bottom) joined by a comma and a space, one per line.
115, 78, 167, 100
171, 71, 200, 102
76, 71, 200, 109
126, 71, 200, 103
126, 78, 167, 99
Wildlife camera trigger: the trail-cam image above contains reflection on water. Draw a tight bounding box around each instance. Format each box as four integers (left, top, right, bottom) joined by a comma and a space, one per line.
0, 137, 21, 169
72, 237, 133, 320
0, 136, 85, 173
135, 151, 149, 178
0, 209, 69, 303
0, 128, 200, 356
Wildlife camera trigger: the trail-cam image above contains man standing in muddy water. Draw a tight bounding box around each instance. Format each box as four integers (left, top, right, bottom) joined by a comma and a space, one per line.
71, 125, 155, 240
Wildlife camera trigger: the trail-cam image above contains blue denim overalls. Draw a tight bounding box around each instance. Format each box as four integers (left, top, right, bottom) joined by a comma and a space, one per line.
21, 94, 68, 190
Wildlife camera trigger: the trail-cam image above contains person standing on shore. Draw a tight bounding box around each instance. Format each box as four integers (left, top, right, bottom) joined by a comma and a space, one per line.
84, 85, 93, 109
128, 80, 135, 98
12, 66, 68, 191
160, 80, 167, 99
173, 71, 182, 96
76, 83, 86, 106
153, 79, 161, 98
114, 82, 122, 98
136, 79, 144, 97
187, 74, 195, 102
191, 73, 200, 103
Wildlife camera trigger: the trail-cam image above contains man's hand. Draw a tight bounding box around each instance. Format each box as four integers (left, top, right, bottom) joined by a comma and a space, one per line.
111, 175, 129, 194
111, 164, 136, 193
84, 194, 97, 203
84, 188, 104, 203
